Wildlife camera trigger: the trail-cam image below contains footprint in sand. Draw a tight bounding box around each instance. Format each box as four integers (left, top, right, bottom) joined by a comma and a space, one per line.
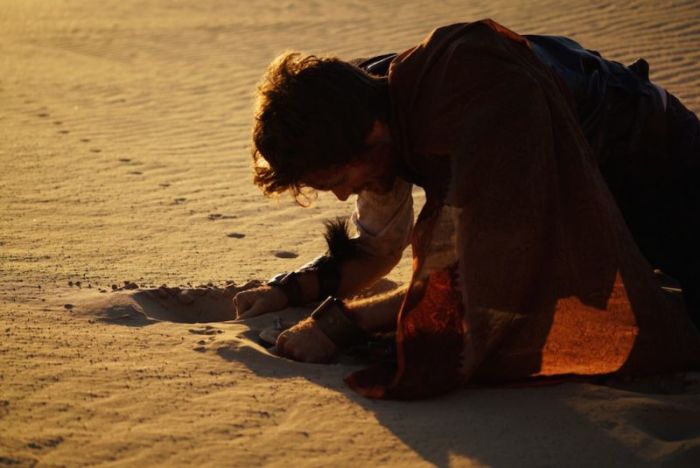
26, 437, 64, 451
73, 281, 265, 326
0, 456, 36, 467
131, 282, 261, 323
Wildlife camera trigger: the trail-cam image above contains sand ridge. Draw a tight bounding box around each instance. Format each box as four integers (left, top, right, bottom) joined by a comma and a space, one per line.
2, 0, 700, 466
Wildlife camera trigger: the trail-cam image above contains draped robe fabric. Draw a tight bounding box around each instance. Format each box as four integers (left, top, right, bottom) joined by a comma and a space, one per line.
344, 20, 700, 399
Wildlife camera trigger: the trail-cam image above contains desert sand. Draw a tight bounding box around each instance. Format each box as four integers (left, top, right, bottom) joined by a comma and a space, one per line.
2, 0, 699, 466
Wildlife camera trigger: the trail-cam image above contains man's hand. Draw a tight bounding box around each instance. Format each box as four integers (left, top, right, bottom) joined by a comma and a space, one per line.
234, 286, 288, 319
275, 318, 337, 363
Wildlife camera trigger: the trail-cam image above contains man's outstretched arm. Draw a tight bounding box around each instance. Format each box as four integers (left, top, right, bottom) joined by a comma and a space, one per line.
235, 179, 413, 319
275, 285, 407, 363
234, 250, 402, 319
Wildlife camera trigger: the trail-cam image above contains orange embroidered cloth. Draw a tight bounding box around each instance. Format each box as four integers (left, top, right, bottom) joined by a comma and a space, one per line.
346, 20, 700, 399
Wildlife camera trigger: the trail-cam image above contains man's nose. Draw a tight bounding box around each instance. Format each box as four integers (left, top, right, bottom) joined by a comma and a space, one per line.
332, 186, 351, 201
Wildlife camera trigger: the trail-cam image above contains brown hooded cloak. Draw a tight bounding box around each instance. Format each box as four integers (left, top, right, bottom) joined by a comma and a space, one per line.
345, 20, 700, 399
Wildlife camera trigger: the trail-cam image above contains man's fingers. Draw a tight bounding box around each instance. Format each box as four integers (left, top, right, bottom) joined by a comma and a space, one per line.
233, 296, 250, 318
276, 329, 315, 362
275, 330, 290, 355
234, 290, 261, 318
238, 302, 267, 320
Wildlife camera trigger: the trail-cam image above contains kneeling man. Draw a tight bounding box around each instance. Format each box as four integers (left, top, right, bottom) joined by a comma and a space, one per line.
236, 20, 700, 399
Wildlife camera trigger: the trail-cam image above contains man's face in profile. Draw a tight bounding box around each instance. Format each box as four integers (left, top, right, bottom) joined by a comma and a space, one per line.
303, 141, 397, 201
302, 120, 397, 201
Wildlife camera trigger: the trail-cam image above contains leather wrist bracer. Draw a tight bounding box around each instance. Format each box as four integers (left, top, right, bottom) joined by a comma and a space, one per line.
267, 271, 303, 306
267, 217, 362, 306
311, 296, 367, 349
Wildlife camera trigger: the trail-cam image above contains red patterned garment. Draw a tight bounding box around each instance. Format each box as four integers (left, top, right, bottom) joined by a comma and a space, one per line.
345, 20, 700, 399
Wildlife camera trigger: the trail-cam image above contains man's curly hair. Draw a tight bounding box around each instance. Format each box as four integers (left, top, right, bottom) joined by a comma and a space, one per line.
251, 52, 389, 202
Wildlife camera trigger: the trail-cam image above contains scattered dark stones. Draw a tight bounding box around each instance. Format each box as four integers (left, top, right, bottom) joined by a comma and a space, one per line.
227, 232, 245, 239
37, 112, 49, 118
159, 182, 171, 188
274, 250, 298, 259
208, 213, 236, 221
188, 326, 222, 335
123, 281, 138, 290
58, 129, 70, 134
173, 197, 186, 204
63, 304, 74, 310
241, 279, 262, 290
111, 284, 118, 290
128, 171, 143, 175
80, 138, 90, 143
118, 158, 131, 163
90, 148, 101, 153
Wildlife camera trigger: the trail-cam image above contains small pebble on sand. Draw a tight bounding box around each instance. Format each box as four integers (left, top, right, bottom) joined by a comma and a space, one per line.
274, 251, 298, 259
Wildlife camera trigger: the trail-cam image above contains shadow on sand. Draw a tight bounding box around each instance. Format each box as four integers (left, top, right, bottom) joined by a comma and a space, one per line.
70, 279, 700, 467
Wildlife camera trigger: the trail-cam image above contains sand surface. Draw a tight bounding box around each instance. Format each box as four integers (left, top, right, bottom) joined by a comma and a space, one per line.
2, 0, 700, 466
